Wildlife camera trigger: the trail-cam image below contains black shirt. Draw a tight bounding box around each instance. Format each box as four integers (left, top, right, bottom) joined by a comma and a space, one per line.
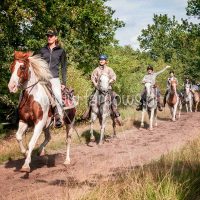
39, 45, 67, 85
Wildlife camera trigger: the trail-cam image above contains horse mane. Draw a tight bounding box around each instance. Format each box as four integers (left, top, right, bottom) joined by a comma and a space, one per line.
28, 54, 53, 82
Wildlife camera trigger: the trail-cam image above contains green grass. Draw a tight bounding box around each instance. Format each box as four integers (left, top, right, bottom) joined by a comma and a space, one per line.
80, 138, 200, 200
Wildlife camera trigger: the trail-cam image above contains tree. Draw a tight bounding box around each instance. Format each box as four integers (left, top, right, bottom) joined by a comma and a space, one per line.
186, 0, 200, 19
0, 0, 124, 121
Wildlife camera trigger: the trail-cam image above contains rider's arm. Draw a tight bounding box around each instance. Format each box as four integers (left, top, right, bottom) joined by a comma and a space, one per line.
154, 65, 170, 77
109, 68, 116, 84
91, 69, 98, 87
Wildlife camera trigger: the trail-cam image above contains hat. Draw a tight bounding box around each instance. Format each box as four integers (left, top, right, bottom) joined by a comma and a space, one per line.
99, 54, 108, 60
169, 70, 174, 74
46, 29, 58, 36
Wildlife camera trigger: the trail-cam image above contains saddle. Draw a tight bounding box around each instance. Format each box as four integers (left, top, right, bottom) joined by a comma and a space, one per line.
62, 87, 78, 110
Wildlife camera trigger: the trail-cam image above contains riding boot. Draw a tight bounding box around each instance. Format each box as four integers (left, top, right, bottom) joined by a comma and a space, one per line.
136, 99, 143, 111
82, 107, 91, 120
113, 110, 123, 126
157, 98, 163, 111
53, 106, 63, 128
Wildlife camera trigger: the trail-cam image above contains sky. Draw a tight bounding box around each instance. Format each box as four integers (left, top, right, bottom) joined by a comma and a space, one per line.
105, 0, 196, 49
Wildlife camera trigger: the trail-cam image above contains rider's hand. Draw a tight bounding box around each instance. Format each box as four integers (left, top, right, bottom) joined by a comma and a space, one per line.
61, 84, 66, 91
166, 65, 171, 69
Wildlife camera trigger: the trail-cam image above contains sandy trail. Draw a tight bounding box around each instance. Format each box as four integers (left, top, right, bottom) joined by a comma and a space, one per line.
0, 112, 200, 200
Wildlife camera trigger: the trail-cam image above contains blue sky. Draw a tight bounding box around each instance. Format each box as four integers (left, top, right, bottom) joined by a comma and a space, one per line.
105, 0, 196, 49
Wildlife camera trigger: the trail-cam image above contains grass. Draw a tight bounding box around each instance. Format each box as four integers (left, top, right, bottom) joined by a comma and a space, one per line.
80, 138, 200, 200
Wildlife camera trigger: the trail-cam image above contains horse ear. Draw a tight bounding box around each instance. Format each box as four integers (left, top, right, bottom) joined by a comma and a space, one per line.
25, 51, 33, 59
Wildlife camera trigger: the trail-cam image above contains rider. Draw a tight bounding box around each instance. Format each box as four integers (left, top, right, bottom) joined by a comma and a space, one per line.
39, 29, 67, 128
163, 70, 178, 107
136, 65, 170, 111
82, 54, 122, 126
184, 77, 192, 87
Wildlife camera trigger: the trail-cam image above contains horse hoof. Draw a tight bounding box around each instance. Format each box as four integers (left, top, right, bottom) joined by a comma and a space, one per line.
149, 128, 153, 131
155, 124, 158, 127
98, 141, 103, 146
90, 137, 95, 142
20, 167, 30, 173
63, 160, 70, 166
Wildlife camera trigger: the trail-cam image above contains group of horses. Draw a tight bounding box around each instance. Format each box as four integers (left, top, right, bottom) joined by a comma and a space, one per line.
140, 80, 200, 131
7, 51, 200, 172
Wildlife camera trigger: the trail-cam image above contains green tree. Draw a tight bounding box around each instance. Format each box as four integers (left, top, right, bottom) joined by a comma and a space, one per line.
0, 0, 124, 121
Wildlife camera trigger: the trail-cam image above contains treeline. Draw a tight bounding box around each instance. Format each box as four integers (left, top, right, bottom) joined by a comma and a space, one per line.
0, 0, 199, 121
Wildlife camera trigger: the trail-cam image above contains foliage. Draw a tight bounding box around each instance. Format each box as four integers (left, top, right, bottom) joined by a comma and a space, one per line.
186, 0, 200, 19
0, 0, 124, 122
138, 12, 200, 82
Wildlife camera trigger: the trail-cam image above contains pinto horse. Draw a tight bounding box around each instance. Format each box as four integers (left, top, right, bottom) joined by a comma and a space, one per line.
166, 79, 181, 121
191, 88, 200, 112
8, 51, 75, 172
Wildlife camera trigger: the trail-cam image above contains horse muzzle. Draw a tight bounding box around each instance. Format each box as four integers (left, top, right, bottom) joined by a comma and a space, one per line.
8, 82, 19, 93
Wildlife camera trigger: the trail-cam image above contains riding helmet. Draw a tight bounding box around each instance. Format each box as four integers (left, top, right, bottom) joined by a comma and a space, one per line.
99, 54, 108, 60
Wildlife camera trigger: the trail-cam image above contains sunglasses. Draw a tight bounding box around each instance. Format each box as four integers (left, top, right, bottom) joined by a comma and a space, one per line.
47, 35, 54, 38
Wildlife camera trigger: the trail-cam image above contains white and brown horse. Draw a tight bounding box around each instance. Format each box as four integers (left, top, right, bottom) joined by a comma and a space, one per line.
166, 79, 181, 121
191, 87, 200, 112
8, 51, 75, 172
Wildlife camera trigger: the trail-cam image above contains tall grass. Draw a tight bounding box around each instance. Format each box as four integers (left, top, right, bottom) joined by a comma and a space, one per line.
81, 138, 200, 200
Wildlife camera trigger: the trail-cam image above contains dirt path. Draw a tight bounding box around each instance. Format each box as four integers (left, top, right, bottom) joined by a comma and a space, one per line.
0, 112, 200, 200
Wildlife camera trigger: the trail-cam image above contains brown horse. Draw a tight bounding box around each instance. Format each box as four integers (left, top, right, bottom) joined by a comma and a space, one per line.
166, 79, 181, 121
191, 89, 200, 112
8, 51, 76, 172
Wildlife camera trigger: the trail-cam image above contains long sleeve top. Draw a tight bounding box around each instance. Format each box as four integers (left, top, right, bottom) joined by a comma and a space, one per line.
142, 67, 168, 85
91, 65, 116, 88
39, 45, 67, 85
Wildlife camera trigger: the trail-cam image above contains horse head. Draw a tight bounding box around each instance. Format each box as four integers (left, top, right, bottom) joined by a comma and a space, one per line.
170, 79, 177, 93
8, 51, 33, 93
185, 83, 191, 96
98, 74, 110, 94
145, 82, 154, 99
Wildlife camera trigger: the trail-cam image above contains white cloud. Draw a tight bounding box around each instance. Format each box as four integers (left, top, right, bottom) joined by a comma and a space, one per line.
105, 0, 196, 49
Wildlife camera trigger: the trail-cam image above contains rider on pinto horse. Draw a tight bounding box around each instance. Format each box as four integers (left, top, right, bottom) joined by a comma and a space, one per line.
82, 54, 122, 126
136, 65, 171, 111
163, 70, 179, 107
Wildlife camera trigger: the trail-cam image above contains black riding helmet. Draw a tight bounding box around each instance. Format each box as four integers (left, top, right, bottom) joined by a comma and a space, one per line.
169, 70, 174, 74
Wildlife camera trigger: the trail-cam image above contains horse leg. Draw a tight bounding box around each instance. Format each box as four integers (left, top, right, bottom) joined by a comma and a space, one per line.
20, 121, 45, 172
149, 109, 154, 131
195, 101, 199, 112
154, 109, 158, 127
16, 121, 28, 155
140, 108, 145, 129
90, 111, 97, 142
99, 116, 106, 145
38, 117, 52, 156
172, 104, 178, 121
178, 101, 182, 119
186, 102, 188, 113
189, 100, 193, 112
112, 115, 117, 138
38, 127, 51, 156
64, 124, 73, 165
